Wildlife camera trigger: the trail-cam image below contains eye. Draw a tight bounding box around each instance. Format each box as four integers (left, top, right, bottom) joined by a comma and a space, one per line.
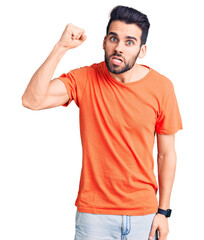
110, 36, 118, 42
127, 40, 134, 46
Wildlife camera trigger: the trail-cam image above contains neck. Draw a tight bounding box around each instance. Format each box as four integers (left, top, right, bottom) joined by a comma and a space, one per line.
109, 63, 144, 83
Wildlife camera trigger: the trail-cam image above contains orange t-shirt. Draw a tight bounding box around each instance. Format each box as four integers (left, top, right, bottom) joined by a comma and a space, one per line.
58, 61, 183, 216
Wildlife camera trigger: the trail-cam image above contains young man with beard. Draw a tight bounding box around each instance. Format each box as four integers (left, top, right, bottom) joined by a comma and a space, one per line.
22, 5, 183, 240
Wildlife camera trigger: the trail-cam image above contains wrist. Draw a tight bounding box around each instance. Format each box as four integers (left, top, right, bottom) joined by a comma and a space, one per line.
158, 200, 170, 210
54, 41, 70, 53
158, 205, 169, 210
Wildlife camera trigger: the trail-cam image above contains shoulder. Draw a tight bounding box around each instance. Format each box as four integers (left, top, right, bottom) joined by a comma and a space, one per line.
70, 61, 104, 75
90, 61, 106, 72
150, 67, 174, 92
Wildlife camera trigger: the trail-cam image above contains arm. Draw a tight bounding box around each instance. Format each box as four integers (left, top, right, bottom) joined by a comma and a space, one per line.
22, 24, 87, 110
149, 133, 177, 240
157, 133, 177, 210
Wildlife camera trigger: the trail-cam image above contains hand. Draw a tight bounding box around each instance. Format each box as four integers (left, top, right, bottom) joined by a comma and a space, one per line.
149, 214, 169, 240
58, 23, 87, 50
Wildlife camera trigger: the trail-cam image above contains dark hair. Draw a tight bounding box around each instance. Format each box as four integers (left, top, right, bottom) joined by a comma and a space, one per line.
106, 5, 150, 46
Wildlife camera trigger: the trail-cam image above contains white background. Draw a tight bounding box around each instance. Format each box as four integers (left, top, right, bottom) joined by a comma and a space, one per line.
0, 0, 203, 239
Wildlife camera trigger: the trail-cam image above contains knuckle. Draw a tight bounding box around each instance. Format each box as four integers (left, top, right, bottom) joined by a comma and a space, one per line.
66, 23, 71, 29
72, 31, 77, 36
65, 24, 84, 34
152, 224, 157, 230
161, 230, 169, 236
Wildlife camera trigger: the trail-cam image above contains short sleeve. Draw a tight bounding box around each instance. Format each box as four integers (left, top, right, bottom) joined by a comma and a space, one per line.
57, 66, 88, 108
156, 83, 183, 134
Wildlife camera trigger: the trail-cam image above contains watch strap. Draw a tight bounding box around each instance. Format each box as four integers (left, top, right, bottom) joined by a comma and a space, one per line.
157, 208, 172, 218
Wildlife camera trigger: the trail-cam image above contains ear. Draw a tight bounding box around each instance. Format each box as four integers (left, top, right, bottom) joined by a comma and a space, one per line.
103, 36, 107, 50
138, 44, 147, 59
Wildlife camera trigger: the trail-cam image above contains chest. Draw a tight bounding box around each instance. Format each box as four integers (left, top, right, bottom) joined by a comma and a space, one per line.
82, 78, 159, 134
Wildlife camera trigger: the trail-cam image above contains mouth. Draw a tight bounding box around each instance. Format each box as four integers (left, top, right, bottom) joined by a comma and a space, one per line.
110, 56, 123, 66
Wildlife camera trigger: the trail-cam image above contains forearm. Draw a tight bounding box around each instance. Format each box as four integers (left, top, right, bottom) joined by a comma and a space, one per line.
157, 151, 177, 209
22, 42, 68, 108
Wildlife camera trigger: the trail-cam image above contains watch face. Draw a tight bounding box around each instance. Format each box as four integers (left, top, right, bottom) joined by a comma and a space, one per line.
167, 209, 172, 217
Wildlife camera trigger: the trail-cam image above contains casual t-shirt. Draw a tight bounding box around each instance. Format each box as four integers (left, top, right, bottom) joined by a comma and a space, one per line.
58, 61, 183, 216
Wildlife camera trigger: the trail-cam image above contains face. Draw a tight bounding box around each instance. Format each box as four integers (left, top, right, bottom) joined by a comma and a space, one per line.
103, 20, 146, 74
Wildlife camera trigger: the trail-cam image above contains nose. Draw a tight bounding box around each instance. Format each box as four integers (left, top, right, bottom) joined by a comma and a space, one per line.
115, 41, 123, 54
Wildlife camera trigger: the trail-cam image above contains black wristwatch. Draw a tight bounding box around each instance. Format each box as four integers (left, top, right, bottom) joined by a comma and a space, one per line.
157, 208, 172, 218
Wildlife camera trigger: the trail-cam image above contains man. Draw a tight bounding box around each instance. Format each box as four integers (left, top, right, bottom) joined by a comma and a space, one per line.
22, 5, 183, 240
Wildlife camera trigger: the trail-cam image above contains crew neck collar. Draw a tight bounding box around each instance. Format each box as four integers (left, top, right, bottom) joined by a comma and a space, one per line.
103, 61, 153, 86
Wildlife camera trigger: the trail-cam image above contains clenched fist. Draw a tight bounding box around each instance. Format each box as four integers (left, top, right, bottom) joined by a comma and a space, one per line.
58, 23, 87, 50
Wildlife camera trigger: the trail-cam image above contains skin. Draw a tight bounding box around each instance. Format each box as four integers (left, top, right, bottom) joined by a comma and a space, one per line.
22, 21, 177, 240
22, 24, 86, 110
103, 20, 149, 83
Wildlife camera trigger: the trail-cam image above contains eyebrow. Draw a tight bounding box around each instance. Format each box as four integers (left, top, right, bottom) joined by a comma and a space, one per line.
108, 32, 137, 42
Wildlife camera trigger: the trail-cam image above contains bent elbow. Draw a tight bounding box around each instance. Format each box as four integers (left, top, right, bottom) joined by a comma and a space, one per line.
21, 95, 39, 110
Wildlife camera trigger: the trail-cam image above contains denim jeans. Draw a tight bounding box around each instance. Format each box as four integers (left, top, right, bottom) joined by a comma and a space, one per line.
74, 210, 158, 240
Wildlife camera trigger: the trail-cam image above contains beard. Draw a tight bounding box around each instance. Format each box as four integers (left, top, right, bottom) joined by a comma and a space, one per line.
105, 50, 140, 74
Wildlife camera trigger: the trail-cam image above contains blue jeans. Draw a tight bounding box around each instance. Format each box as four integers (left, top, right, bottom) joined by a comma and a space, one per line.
74, 210, 158, 240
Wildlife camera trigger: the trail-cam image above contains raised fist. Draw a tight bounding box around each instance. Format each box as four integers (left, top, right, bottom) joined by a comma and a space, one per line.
58, 23, 87, 49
